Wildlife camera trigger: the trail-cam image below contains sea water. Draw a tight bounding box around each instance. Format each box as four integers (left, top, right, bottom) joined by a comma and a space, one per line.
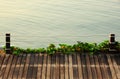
0, 0, 120, 48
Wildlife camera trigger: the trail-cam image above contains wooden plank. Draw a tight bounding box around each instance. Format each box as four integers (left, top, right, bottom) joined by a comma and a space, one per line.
111, 55, 120, 79
12, 55, 23, 79
72, 53, 79, 79
1, 53, 120, 79
32, 54, 39, 79
26, 54, 35, 78
0, 55, 5, 70
99, 55, 109, 79
99, 55, 107, 79
81, 54, 88, 79
7, 55, 18, 79
22, 54, 31, 79
2, 55, 13, 79
41, 54, 47, 79
94, 55, 102, 79
86, 54, 92, 79
73, 67, 78, 79
17, 54, 27, 78
65, 55, 68, 79
12, 67, 19, 79
68, 54, 73, 79
0, 54, 10, 78
0, 56, 1, 69
51, 55, 56, 79
60, 54, 65, 79
37, 53, 43, 79
50, 55, 54, 79
117, 54, 120, 70
77, 53, 83, 79
89, 55, 97, 79
104, 55, 113, 79
106, 55, 117, 79
55, 54, 60, 79
46, 55, 51, 79
115, 54, 120, 78
116, 54, 120, 79
115, 55, 120, 79
72, 53, 77, 65
115, 55, 120, 69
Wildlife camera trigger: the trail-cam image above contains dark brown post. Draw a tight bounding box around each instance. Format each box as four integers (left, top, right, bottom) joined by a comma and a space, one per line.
109, 34, 116, 51
6, 33, 11, 54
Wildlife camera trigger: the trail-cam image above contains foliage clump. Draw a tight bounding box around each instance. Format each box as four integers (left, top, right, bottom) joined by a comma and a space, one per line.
3, 40, 120, 55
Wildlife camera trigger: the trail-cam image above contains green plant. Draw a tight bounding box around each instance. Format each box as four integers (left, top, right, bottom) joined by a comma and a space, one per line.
12, 46, 24, 55
115, 41, 120, 51
36, 48, 46, 53
46, 44, 56, 55
74, 41, 96, 53
59, 44, 74, 54
2, 40, 120, 55
98, 40, 109, 52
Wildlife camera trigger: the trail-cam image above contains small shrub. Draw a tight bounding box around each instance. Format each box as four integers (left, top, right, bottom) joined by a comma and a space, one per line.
2, 40, 120, 55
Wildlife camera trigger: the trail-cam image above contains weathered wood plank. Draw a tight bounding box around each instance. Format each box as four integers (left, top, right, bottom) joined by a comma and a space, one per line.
46, 55, 51, 79
26, 54, 35, 78
115, 54, 120, 78
65, 55, 68, 79
41, 54, 47, 79
0, 55, 5, 70
107, 55, 117, 79
115, 55, 120, 69
68, 55, 73, 79
77, 53, 83, 79
111, 55, 120, 79
116, 55, 120, 70
72, 53, 79, 79
55, 54, 60, 79
100, 55, 108, 79
32, 54, 39, 79
17, 54, 27, 78
52, 55, 56, 79
104, 55, 112, 79
0, 54, 9, 79
12, 67, 19, 79
12, 55, 23, 79
60, 54, 65, 79
7, 55, 18, 79
37, 53, 43, 79
22, 54, 31, 79
0, 53, 119, 79
86, 54, 92, 79
89, 55, 97, 79
94, 55, 102, 79
49, 55, 53, 79
81, 54, 88, 79
2, 55, 13, 79
98, 55, 109, 79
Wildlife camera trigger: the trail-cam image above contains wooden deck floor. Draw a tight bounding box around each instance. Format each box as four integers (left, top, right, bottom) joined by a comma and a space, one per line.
0, 53, 120, 79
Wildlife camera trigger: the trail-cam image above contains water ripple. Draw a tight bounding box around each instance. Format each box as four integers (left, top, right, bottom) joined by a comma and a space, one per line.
0, 0, 120, 48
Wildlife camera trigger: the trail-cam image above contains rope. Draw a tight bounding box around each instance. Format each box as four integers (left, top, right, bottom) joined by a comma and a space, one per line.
0, 34, 120, 46
11, 34, 108, 37
1, 34, 120, 38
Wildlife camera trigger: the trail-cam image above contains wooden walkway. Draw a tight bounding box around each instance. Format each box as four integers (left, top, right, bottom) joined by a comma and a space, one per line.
0, 53, 120, 79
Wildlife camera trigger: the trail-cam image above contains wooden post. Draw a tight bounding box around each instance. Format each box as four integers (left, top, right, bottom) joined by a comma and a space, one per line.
6, 33, 11, 54
109, 34, 116, 52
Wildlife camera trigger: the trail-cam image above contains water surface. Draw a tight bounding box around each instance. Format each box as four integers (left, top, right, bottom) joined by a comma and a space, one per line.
0, 0, 120, 48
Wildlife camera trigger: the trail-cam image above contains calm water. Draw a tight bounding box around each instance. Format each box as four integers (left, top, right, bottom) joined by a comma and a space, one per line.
0, 0, 120, 48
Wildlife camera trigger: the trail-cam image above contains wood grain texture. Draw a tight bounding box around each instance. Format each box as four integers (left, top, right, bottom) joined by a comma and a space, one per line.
0, 53, 120, 79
